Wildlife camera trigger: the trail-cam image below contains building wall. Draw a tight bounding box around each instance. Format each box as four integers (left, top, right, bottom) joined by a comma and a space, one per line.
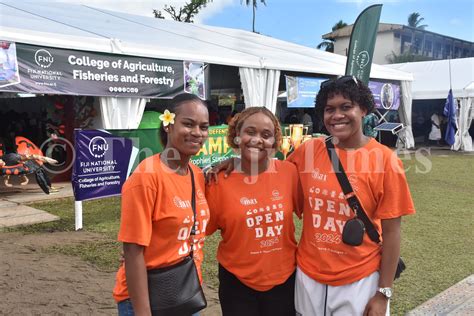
333, 37, 350, 56
373, 32, 398, 64
332, 32, 398, 64
330, 28, 474, 65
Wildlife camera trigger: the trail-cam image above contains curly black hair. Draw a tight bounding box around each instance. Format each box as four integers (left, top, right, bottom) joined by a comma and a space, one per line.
315, 77, 375, 119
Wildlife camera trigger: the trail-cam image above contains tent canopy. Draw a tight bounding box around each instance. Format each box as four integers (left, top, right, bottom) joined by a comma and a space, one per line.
0, 0, 412, 81
386, 58, 474, 99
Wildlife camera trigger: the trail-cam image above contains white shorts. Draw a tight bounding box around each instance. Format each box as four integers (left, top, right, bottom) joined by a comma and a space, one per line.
295, 267, 390, 316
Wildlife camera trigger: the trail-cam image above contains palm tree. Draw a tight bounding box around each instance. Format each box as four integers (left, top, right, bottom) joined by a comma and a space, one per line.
317, 20, 348, 52
316, 41, 334, 52
407, 12, 428, 54
332, 20, 347, 32
242, 0, 266, 33
407, 12, 428, 29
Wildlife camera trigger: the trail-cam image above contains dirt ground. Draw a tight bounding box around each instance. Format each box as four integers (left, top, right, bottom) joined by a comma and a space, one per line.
0, 231, 221, 316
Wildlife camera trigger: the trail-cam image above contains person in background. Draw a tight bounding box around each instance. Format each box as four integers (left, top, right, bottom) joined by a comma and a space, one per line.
284, 109, 299, 124
206, 107, 301, 316
113, 93, 210, 316
289, 76, 415, 315
363, 112, 379, 138
298, 108, 314, 135
207, 100, 219, 126
428, 111, 442, 146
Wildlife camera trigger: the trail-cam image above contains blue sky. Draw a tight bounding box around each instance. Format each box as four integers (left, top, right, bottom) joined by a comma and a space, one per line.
56, 0, 474, 48
203, 0, 474, 47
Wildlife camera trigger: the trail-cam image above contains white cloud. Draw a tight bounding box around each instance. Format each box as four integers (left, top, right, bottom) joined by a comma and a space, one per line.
194, 0, 235, 23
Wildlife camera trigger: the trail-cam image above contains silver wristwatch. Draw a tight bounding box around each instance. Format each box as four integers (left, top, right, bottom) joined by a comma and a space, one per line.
378, 287, 393, 299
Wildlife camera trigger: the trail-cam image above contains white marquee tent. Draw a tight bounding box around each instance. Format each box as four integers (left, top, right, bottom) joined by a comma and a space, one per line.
0, 0, 415, 146
387, 58, 474, 151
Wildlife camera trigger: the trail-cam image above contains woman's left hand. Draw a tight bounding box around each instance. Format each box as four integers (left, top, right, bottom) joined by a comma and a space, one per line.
363, 293, 388, 316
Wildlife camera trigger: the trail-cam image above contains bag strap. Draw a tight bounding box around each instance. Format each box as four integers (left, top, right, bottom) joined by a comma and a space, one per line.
188, 166, 197, 257
325, 139, 381, 244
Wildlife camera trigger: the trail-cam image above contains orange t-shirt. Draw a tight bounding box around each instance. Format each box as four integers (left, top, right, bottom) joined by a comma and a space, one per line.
113, 154, 210, 303
206, 159, 301, 291
288, 137, 415, 286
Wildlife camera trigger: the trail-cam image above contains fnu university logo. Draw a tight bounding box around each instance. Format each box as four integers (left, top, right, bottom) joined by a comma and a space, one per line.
240, 197, 258, 206
271, 190, 283, 201
88, 136, 109, 158
196, 189, 207, 205
356, 50, 370, 69
173, 196, 191, 209
312, 168, 327, 182
34, 49, 54, 68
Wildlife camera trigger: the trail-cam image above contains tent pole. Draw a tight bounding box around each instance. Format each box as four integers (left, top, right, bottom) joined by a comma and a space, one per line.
448, 57, 452, 90
75, 200, 83, 230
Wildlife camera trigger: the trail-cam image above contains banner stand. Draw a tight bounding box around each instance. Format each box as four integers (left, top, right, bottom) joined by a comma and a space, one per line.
75, 200, 83, 231
71, 126, 235, 230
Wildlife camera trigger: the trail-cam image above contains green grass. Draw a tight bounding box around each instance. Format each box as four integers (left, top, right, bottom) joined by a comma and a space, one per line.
8, 153, 474, 315
7, 197, 123, 272
392, 153, 474, 314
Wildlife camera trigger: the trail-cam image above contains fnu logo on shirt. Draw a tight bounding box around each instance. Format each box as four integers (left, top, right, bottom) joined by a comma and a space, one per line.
312, 168, 327, 182
271, 190, 283, 201
196, 189, 207, 205
173, 196, 191, 209
240, 197, 258, 206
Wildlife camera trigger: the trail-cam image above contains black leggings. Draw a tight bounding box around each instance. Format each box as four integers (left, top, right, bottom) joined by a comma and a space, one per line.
218, 264, 296, 316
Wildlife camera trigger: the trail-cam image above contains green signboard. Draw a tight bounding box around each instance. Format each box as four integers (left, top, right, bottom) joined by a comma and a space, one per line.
190, 125, 236, 168
107, 125, 235, 171
345, 4, 382, 85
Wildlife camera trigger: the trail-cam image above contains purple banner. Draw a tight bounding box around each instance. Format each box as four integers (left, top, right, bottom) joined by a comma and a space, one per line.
368, 81, 400, 110
72, 129, 133, 201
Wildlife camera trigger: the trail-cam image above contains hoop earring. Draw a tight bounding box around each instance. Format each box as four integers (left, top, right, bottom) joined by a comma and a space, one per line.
234, 136, 241, 145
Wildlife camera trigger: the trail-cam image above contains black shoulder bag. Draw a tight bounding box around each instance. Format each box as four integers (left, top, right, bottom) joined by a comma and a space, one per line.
147, 167, 207, 315
325, 140, 406, 280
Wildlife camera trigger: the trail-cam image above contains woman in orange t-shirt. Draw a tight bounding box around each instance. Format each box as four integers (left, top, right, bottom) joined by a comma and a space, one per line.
213, 78, 415, 316
113, 93, 210, 315
289, 77, 415, 316
206, 107, 301, 316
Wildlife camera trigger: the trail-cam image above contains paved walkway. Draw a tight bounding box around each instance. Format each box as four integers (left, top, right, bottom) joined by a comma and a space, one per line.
0, 176, 73, 229
408, 275, 474, 315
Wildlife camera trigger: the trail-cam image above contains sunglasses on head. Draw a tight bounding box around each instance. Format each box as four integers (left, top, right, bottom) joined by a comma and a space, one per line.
320, 75, 359, 90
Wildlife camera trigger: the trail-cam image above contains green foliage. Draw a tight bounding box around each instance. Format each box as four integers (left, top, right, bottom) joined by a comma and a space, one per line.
242, 0, 266, 8
317, 20, 347, 52
316, 41, 334, 52
332, 20, 348, 32
10, 154, 474, 315
407, 12, 428, 29
153, 0, 212, 23
388, 51, 434, 64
